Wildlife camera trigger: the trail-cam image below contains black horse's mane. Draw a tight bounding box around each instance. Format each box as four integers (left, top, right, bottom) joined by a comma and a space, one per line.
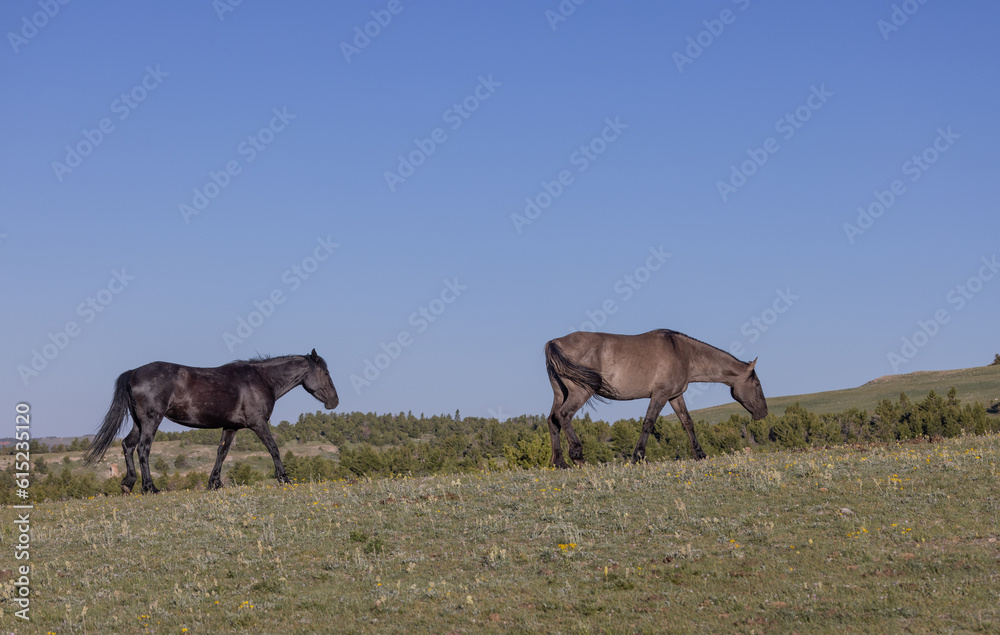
231, 353, 305, 365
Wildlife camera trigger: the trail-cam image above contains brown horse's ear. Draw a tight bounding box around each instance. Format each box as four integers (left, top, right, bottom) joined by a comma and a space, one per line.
746, 358, 757, 374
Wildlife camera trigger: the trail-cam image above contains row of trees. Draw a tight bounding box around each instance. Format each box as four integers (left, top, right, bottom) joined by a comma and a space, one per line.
7, 437, 91, 455
3, 388, 996, 502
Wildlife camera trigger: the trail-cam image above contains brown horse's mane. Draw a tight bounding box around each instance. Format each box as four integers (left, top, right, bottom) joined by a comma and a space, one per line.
656, 329, 743, 363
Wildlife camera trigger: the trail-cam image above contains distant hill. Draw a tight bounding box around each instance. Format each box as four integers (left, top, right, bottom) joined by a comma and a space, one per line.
677, 364, 1000, 424
0, 435, 94, 447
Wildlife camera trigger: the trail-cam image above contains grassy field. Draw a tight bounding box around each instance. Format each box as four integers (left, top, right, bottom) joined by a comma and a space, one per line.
680, 364, 1000, 424
2, 433, 999, 633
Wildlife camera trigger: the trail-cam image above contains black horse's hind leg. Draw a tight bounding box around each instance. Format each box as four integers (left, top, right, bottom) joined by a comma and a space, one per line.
208, 428, 237, 490
632, 395, 668, 463
248, 420, 290, 484
669, 394, 707, 460
135, 411, 164, 494
121, 423, 140, 493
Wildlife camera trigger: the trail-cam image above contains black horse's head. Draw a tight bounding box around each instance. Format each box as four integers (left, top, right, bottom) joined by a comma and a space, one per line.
731, 358, 767, 420
303, 349, 339, 410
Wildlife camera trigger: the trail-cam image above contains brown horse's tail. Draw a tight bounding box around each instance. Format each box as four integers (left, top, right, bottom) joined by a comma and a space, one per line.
84, 370, 135, 465
545, 340, 619, 402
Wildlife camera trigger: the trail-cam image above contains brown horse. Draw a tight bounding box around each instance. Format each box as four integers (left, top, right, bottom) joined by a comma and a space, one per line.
544, 329, 767, 467
84, 350, 339, 492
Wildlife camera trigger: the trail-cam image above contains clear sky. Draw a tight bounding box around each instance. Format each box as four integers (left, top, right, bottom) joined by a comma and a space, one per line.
2, 1, 998, 438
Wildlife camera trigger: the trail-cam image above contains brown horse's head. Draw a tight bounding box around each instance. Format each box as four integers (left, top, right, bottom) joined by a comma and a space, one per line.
731, 358, 767, 420
303, 348, 339, 410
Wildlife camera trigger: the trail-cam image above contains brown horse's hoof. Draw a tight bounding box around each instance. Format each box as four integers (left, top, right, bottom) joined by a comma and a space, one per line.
121, 485, 132, 494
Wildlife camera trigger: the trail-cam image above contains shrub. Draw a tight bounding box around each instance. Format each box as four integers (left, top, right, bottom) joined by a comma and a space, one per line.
228, 462, 264, 485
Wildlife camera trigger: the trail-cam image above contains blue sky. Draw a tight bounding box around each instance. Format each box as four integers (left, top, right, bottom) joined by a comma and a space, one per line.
2, 1, 998, 438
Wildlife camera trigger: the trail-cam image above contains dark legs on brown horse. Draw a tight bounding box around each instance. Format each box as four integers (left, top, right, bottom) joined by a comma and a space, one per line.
668, 395, 707, 461
629, 395, 707, 463
632, 395, 668, 463
547, 391, 589, 469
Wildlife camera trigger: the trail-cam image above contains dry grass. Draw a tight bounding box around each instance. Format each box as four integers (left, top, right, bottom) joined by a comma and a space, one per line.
2, 434, 999, 633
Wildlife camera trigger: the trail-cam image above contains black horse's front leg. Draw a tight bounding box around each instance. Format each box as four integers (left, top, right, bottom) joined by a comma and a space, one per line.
209, 429, 237, 489
248, 420, 290, 484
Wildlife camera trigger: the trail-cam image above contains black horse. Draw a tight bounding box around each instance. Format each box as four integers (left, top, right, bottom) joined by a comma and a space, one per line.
544, 330, 767, 467
84, 350, 339, 493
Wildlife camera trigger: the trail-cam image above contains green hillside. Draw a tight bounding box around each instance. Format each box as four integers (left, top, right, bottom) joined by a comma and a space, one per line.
679, 364, 1000, 424
6, 433, 999, 633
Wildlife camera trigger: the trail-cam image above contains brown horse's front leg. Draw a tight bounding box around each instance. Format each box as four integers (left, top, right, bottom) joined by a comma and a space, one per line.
669, 395, 707, 460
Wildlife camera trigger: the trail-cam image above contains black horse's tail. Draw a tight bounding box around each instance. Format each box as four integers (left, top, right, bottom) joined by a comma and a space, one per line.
84, 370, 135, 465
545, 340, 619, 402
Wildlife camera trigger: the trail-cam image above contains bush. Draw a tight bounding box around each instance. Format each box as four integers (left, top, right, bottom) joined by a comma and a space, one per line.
228, 462, 264, 485
503, 429, 550, 469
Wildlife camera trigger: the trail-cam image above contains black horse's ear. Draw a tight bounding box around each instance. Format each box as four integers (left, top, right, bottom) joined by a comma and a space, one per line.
310, 348, 319, 360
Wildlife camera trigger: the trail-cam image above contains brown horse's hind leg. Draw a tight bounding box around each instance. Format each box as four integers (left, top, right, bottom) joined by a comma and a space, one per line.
669, 394, 707, 460
632, 395, 668, 463
548, 390, 589, 468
